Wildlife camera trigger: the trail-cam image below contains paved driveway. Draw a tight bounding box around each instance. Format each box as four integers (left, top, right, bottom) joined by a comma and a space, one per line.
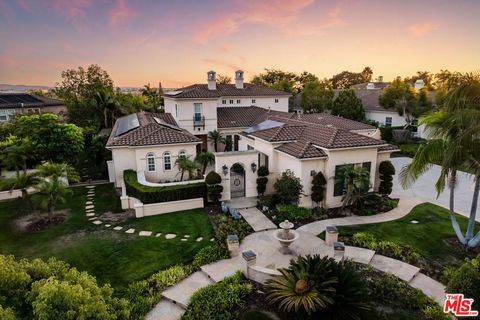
391, 157, 479, 221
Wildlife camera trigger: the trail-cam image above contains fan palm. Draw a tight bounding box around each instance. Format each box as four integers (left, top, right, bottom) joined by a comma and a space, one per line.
2, 172, 39, 210
400, 76, 480, 248
207, 130, 225, 152
37, 162, 79, 183
175, 158, 198, 181
194, 151, 215, 175
3, 142, 30, 174
35, 177, 72, 220
335, 166, 371, 209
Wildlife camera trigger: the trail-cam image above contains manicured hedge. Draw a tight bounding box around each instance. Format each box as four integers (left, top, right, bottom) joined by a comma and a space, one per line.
123, 170, 207, 204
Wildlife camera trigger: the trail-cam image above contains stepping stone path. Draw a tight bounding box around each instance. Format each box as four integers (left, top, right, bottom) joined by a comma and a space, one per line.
83, 185, 207, 243
196, 237, 203, 242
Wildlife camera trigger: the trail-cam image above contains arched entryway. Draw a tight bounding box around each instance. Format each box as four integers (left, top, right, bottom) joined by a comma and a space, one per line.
230, 163, 245, 198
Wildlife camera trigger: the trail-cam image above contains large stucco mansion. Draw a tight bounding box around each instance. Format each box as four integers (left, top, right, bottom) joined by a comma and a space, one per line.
107, 70, 398, 209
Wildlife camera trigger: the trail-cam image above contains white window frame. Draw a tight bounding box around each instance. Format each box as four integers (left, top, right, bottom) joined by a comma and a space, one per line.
274, 98, 279, 103
0, 109, 15, 122
385, 117, 392, 127
229, 99, 234, 104
146, 152, 156, 172
251, 99, 256, 104
163, 152, 172, 171
236, 99, 241, 104
178, 150, 187, 160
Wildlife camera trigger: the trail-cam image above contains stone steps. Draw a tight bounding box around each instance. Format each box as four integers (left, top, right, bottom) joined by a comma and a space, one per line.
369, 254, 420, 282
145, 299, 185, 320
408, 272, 446, 305
161, 271, 214, 309
201, 256, 245, 283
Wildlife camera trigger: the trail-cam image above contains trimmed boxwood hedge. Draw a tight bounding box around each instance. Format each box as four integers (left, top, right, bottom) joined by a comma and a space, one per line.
124, 170, 207, 204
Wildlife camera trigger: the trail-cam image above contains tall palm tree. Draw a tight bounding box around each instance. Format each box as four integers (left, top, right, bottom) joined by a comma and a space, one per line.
195, 151, 215, 175
2, 172, 39, 210
35, 177, 72, 221
175, 158, 198, 181
207, 130, 225, 152
400, 76, 480, 248
95, 88, 117, 129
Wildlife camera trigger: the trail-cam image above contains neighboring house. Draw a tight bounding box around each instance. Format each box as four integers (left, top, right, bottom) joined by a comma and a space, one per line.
106, 112, 201, 187
107, 71, 398, 209
163, 70, 291, 151
0, 93, 67, 122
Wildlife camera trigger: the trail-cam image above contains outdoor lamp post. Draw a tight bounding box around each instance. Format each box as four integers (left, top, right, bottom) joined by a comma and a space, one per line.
222, 164, 228, 176
251, 162, 257, 173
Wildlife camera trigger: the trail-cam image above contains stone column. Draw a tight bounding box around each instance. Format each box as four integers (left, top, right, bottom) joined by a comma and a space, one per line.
227, 234, 239, 257
242, 250, 257, 279
333, 241, 345, 262
325, 225, 338, 246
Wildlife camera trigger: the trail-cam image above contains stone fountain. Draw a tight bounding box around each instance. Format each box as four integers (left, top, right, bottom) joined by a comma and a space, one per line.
273, 220, 300, 254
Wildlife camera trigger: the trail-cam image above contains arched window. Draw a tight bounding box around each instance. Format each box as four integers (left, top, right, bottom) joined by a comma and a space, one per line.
146, 153, 156, 172
178, 150, 187, 160
163, 152, 172, 171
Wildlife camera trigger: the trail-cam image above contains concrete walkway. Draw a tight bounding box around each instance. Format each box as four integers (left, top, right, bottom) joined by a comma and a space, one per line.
146, 196, 446, 320
238, 207, 277, 232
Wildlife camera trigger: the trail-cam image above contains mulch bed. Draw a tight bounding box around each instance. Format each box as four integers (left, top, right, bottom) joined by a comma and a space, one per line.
445, 237, 480, 257
26, 214, 66, 231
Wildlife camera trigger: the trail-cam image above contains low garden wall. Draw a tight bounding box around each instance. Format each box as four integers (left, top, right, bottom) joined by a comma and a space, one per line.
247, 265, 282, 284
121, 170, 207, 218
0, 189, 23, 201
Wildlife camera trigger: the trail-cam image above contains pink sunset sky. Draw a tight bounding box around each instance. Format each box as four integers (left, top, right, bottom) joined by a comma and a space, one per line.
0, 0, 479, 87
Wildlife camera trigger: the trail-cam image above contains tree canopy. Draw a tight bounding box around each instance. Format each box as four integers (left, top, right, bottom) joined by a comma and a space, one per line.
330, 67, 373, 89
331, 89, 365, 121
301, 79, 334, 113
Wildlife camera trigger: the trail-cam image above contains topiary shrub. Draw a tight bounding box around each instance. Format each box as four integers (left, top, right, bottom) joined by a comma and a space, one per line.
378, 161, 395, 196
256, 166, 269, 196
274, 170, 303, 205
205, 171, 223, 204
311, 172, 326, 206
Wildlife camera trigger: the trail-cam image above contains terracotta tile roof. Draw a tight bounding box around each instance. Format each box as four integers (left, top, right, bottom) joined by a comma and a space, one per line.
275, 139, 327, 159
249, 125, 305, 142
107, 112, 201, 147
217, 106, 374, 130
378, 144, 400, 152
164, 83, 291, 99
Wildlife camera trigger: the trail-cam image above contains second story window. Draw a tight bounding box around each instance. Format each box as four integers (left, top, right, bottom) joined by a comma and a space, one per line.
252, 99, 256, 104
229, 99, 234, 104
163, 152, 172, 171
236, 99, 241, 104
146, 152, 156, 172
194, 103, 202, 121
275, 99, 279, 103
222, 99, 226, 104
178, 150, 187, 159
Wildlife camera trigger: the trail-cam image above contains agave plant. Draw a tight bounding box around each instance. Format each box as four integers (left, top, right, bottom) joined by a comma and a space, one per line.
265, 255, 337, 315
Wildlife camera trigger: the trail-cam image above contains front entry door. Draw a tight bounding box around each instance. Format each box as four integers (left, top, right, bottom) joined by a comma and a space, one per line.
230, 170, 245, 198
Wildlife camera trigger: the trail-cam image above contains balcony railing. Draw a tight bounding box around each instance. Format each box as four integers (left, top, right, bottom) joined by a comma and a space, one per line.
193, 115, 205, 129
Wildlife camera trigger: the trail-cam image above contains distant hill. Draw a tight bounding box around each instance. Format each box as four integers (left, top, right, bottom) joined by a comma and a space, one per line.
0, 84, 52, 93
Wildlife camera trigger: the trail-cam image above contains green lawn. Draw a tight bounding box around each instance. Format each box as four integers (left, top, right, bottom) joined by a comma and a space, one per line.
336, 203, 475, 266
0, 183, 213, 293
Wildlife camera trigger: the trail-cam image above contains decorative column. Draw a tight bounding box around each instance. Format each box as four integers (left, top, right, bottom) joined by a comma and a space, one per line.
333, 241, 345, 262
325, 225, 338, 246
242, 250, 257, 278
226, 234, 239, 257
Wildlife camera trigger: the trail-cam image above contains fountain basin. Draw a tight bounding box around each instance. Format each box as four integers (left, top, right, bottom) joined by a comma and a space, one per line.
273, 229, 300, 254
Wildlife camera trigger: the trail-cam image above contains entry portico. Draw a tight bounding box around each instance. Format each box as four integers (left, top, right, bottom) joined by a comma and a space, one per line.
214, 150, 259, 201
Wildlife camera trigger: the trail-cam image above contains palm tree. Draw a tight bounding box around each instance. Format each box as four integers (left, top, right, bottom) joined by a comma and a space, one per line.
37, 162, 79, 183
35, 177, 72, 221
400, 76, 480, 248
2, 172, 39, 210
3, 142, 30, 174
207, 130, 225, 152
195, 151, 215, 175
95, 88, 118, 129
335, 166, 371, 209
175, 158, 198, 181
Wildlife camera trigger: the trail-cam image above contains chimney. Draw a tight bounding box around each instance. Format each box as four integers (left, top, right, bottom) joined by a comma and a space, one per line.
235, 70, 244, 89
207, 70, 216, 90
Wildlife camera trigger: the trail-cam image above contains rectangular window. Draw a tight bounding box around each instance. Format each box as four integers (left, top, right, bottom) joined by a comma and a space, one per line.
164, 154, 171, 171
234, 134, 240, 151
27, 108, 40, 114
175, 104, 178, 118
147, 158, 155, 172
385, 117, 392, 127
229, 99, 234, 104
225, 135, 233, 151
0, 109, 15, 121
194, 103, 202, 121
252, 99, 256, 104
334, 164, 353, 196
274, 99, 279, 103
222, 99, 226, 104
236, 99, 241, 104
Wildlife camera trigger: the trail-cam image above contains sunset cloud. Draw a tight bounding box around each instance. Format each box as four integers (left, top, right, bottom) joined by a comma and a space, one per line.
109, 0, 137, 26
408, 21, 438, 37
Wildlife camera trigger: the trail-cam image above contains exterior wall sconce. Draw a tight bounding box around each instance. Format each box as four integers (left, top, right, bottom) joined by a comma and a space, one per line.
310, 170, 316, 177
251, 162, 257, 173
222, 165, 229, 176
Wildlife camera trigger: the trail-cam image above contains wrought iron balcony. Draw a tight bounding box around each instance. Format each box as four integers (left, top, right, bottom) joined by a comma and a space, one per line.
193, 115, 205, 129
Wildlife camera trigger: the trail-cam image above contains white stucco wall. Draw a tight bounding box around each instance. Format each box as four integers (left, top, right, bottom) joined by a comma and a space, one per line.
217, 96, 289, 112
164, 98, 218, 135
366, 110, 406, 127
110, 143, 199, 187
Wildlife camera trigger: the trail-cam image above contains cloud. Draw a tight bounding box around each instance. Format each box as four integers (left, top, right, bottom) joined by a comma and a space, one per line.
408, 21, 438, 37
109, 0, 137, 26
193, 0, 316, 44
